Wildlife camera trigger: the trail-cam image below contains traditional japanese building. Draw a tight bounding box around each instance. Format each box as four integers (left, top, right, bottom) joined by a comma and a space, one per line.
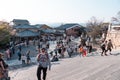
56, 23, 84, 37
11, 19, 39, 42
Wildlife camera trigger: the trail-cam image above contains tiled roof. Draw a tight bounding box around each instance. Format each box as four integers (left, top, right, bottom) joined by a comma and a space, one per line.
16, 30, 39, 37
34, 24, 53, 29
14, 25, 37, 29
42, 29, 55, 33
56, 23, 81, 30
12, 19, 29, 25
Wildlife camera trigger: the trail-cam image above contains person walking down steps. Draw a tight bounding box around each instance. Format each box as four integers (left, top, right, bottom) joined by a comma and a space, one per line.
36, 48, 51, 80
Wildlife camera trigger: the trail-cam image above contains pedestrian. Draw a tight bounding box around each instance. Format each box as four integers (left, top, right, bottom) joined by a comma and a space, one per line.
36, 48, 51, 80
18, 44, 22, 51
21, 54, 26, 65
54, 47, 58, 56
82, 46, 87, 57
26, 50, 31, 64
5, 48, 11, 60
51, 55, 59, 62
73, 44, 78, 55
106, 39, 113, 55
78, 45, 83, 57
67, 46, 72, 58
26, 39, 29, 47
17, 49, 21, 60
101, 41, 107, 56
0, 52, 9, 79
11, 46, 15, 54
88, 44, 92, 53
58, 47, 62, 57
61, 46, 66, 58
46, 41, 49, 49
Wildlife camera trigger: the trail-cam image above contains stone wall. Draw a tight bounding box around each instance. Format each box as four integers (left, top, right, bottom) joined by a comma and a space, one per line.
106, 31, 120, 48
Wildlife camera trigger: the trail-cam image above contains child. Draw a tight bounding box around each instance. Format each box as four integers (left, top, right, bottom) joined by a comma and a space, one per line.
79, 46, 83, 57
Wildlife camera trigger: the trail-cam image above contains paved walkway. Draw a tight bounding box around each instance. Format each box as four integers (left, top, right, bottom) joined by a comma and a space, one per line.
5, 38, 80, 67
3, 38, 120, 80
9, 49, 120, 80
5, 38, 120, 70
5, 41, 56, 68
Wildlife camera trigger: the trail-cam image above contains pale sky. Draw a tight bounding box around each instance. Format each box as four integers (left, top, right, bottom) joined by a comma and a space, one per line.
0, 0, 120, 24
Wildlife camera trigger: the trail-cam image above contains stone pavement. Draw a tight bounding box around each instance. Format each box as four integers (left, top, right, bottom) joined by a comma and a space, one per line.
5, 41, 57, 70
6, 38, 120, 70
5, 38, 120, 80
9, 49, 120, 80
5, 38, 80, 68
5, 39, 78, 70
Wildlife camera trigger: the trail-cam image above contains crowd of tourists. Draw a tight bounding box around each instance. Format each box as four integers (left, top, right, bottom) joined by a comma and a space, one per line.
0, 35, 114, 80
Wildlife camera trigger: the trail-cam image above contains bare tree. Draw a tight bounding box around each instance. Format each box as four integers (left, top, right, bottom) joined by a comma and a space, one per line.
111, 11, 120, 24
86, 17, 103, 43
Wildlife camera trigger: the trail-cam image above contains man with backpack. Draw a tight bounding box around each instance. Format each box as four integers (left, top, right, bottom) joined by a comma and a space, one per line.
106, 39, 113, 55
101, 41, 107, 56
36, 48, 51, 80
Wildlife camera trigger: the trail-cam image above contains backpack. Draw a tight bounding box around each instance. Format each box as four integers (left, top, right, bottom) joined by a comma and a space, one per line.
101, 44, 105, 48
37, 53, 49, 61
